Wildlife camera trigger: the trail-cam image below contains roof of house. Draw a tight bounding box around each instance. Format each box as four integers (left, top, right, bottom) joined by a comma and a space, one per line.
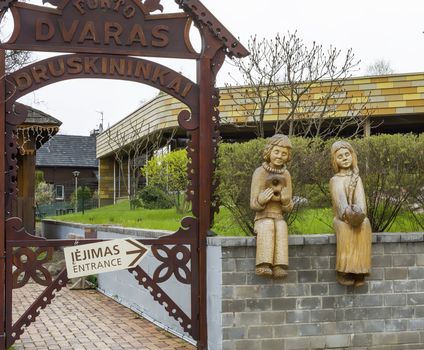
19, 103, 62, 127
36, 134, 98, 168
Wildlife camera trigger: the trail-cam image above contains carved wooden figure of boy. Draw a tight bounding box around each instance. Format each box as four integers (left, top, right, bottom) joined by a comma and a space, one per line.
250, 134, 294, 278
330, 141, 372, 287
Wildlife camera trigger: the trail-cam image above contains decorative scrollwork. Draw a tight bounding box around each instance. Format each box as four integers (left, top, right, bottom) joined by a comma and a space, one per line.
6, 102, 28, 126
175, 0, 249, 58
0, 0, 15, 12
5, 126, 19, 217
178, 109, 198, 131
41, 0, 62, 7
4, 103, 27, 215
12, 247, 53, 289
9, 269, 69, 348
143, 0, 163, 13
185, 135, 199, 217
129, 266, 194, 336
208, 51, 225, 227
152, 245, 191, 284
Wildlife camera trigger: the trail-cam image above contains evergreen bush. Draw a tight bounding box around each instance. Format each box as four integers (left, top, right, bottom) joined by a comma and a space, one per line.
138, 185, 173, 209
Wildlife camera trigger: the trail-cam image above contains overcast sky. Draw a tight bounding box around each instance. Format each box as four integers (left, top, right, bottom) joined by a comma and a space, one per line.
5, 0, 424, 135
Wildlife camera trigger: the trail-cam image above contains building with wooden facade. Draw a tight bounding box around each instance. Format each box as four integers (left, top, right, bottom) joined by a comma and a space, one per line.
36, 134, 99, 204
96, 73, 424, 206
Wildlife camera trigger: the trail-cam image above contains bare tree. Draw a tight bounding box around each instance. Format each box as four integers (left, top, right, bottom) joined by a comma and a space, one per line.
5, 50, 31, 73
1, 15, 32, 73
226, 32, 371, 139
225, 35, 285, 138
366, 59, 395, 76
105, 120, 176, 210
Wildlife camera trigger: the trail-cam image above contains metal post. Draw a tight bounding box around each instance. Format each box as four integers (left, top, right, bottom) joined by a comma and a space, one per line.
0, 49, 7, 350
72, 171, 80, 213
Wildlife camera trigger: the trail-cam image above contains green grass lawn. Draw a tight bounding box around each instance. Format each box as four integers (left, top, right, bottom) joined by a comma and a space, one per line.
46, 200, 184, 231
47, 200, 422, 236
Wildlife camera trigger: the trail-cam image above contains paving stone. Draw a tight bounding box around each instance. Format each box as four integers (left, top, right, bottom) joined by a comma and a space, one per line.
12, 284, 194, 350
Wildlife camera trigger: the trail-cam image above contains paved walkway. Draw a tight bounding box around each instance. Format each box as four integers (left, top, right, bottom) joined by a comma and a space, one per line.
12, 284, 196, 350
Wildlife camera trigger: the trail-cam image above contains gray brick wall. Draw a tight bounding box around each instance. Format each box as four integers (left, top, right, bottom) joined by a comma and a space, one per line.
208, 233, 424, 350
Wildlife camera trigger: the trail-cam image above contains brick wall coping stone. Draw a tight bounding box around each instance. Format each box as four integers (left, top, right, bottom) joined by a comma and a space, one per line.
42, 219, 171, 238
207, 232, 424, 247
42, 220, 424, 244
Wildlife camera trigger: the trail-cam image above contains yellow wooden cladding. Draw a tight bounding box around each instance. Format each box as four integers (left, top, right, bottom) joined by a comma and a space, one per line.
96, 72, 424, 158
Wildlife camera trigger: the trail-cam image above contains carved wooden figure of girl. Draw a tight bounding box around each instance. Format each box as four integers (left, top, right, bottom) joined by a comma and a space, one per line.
330, 141, 372, 287
250, 134, 294, 278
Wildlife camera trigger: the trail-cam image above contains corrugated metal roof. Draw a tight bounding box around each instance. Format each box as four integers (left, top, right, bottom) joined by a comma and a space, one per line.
36, 134, 98, 168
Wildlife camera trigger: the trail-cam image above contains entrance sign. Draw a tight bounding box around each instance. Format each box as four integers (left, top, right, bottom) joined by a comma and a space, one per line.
0, 0, 248, 349
3, 1, 198, 58
5, 54, 199, 110
64, 239, 149, 278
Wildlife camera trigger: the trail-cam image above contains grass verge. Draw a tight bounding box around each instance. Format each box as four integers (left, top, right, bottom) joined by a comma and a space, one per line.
47, 201, 422, 236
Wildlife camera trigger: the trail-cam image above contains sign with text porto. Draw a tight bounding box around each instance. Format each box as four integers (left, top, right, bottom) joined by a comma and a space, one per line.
1, 0, 199, 59
64, 238, 149, 278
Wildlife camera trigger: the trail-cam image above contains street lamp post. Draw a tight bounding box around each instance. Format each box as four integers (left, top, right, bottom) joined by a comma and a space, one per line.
72, 171, 80, 213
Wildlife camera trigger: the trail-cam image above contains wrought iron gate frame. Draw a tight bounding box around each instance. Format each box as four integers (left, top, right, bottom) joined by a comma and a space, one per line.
0, 1, 248, 349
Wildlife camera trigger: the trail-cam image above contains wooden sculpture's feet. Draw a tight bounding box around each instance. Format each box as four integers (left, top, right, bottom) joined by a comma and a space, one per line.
354, 274, 366, 287
336, 272, 355, 286
255, 264, 272, 277
272, 265, 288, 279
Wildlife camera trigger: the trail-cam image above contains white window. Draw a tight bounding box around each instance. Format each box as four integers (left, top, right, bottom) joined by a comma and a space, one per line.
55, 185, 64, 200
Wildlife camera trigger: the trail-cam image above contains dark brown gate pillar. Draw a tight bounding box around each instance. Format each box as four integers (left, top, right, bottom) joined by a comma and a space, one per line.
0, 49, 6, 350
197, 56, 213, 349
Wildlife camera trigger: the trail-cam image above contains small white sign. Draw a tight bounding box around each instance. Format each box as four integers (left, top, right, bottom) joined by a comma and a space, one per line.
64, 239, 149, 279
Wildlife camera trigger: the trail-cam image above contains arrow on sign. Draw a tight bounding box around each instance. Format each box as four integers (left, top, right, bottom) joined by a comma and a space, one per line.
64, 238, 150, 279
126, 239, 148, 267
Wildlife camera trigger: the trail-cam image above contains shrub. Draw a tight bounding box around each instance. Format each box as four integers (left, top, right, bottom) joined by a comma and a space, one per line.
141, 149, 189, 213
352, 134, 424, 232
216, 139, 265, 235
71, 186, 92, 213
138, 185, 173, 209
35, 181, 55, 205
216, 134, 424, 235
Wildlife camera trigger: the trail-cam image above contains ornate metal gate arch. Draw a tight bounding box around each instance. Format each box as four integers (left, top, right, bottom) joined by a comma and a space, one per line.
0, 1, 248, 349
